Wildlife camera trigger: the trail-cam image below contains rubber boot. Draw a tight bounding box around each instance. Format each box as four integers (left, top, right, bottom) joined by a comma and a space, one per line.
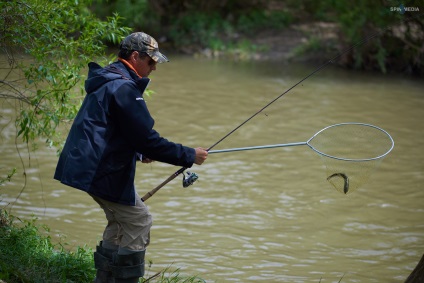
93, 241, 116, 283
110, 250, 145, 283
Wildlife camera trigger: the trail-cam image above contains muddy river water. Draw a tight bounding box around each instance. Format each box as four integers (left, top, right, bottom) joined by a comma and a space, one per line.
1, 56, 423, 282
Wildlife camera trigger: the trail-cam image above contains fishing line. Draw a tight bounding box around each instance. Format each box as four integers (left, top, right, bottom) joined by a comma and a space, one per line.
141, 13, 422, 202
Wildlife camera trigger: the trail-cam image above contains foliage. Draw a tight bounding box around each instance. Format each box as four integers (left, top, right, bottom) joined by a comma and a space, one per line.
166, 10, 291, 58
93, 0, 292, 32
0, 168, 16, 186
168, 12, 232, 52
287, 0, 424, 75
236, 9, 293, 33
92, 0, 293, 58
90, 0, 155, 33
0, 210, 95, 282
0, 0, 131, 148
292, 36, 327, 57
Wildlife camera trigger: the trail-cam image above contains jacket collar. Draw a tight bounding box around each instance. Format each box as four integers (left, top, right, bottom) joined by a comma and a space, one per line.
118, 58, 142, 78
109, 61, 150, 93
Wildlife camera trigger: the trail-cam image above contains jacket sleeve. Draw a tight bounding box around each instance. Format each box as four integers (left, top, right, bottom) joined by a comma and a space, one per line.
111, 82, 195, 168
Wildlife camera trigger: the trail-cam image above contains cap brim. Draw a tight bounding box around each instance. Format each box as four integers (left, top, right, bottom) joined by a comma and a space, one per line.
149, 50, 169, 63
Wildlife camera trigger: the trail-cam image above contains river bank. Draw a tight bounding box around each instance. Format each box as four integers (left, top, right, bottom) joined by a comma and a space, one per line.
164, 19, 423, 76
171, 22, 339, 62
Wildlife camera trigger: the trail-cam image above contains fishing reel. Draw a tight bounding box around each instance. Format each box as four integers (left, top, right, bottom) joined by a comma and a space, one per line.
182, 171, 199, 188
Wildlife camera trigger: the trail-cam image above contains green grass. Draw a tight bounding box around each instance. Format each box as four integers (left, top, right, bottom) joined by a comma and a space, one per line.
0, 210, 205, 283
0, 210, 94, 282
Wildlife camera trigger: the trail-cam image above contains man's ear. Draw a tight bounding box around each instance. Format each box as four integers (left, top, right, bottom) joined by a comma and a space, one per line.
130, 51, 139, 63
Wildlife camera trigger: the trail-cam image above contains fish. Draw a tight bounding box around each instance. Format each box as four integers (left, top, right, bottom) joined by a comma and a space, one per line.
327, 173, 349, 194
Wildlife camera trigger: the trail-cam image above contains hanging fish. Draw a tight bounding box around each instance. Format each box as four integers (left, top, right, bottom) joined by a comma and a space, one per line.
327, 173, 349, 194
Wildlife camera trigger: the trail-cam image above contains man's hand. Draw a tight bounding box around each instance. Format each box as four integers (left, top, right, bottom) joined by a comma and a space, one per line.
194, 147, 208, 165
141, 157, 154, 163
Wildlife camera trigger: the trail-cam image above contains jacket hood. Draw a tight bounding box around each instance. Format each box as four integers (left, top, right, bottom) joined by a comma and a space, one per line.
85, 62, 125, 94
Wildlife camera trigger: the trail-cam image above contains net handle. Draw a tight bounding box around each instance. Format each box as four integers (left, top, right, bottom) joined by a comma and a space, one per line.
208, 142, 307, 154
306, 122, 395, 162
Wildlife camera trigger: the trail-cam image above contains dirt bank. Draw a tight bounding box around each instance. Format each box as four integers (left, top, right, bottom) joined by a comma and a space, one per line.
250, 22, 340, 61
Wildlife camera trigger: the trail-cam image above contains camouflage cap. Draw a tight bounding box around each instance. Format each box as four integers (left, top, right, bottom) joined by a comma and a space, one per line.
120, 32, 169, 63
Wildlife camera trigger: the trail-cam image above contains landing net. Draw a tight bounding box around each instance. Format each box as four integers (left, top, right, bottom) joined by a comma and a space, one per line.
306, 123, 394, 194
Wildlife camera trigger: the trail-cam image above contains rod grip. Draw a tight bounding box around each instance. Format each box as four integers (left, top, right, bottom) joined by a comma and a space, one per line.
141, 167, 186, 202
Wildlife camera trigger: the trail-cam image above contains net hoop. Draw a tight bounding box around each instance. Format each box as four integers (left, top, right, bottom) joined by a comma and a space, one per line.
306, 122, 394, 162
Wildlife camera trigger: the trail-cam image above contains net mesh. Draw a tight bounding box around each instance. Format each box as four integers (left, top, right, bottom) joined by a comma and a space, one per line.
307, 123, 394, 194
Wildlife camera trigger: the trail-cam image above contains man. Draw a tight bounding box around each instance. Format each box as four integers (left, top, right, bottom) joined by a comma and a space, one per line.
54, 32, 208, 282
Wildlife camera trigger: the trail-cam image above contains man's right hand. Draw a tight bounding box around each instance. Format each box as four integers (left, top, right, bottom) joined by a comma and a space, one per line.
194, 147, 208, 165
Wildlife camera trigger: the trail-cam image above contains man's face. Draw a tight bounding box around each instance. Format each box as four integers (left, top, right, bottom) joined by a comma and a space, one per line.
130, 51, 157, 77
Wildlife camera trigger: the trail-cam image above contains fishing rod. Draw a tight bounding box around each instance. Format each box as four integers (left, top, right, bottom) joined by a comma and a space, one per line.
140, 13, 420, 202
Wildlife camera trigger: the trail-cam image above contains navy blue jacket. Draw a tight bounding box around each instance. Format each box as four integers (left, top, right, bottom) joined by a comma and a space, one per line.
54, 61, 195, 205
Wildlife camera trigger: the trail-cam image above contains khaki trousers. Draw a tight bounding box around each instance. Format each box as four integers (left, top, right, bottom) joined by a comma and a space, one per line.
91, 193, 152, 252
